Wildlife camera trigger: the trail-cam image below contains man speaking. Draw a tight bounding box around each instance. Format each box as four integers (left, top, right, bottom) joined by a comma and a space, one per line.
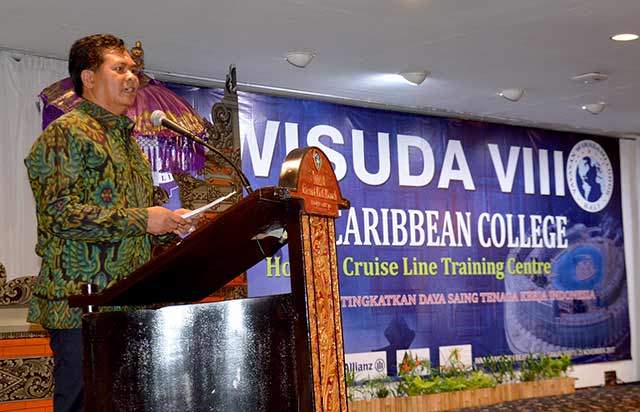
24, 34, 193, 412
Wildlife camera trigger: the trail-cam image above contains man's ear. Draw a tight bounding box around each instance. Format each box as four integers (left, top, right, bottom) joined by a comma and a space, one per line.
80, 69, 95, 91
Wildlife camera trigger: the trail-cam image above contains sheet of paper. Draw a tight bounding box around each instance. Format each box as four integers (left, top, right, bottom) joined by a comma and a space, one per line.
252, 227, 287, 240
181, 190, 237, 219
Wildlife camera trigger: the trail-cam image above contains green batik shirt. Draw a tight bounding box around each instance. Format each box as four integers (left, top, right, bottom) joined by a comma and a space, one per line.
25, 100, 158, 329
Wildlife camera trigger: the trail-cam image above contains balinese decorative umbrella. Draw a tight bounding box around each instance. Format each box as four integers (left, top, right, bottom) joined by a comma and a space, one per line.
38, 41, 207, 174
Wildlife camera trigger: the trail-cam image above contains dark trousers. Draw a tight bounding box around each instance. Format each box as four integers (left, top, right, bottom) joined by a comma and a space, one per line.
49, 328, 84, 412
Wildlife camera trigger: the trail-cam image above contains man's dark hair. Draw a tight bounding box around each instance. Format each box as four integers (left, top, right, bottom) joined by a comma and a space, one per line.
68, 34, 127, 96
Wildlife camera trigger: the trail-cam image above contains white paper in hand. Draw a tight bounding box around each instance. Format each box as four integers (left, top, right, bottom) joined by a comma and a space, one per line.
181, 191, 237, 219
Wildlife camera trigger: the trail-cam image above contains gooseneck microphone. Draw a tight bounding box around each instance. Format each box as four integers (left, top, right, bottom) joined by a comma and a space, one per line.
151, 110, 253, 194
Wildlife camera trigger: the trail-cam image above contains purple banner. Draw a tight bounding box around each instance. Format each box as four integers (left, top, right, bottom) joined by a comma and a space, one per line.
162, 85, 629, 373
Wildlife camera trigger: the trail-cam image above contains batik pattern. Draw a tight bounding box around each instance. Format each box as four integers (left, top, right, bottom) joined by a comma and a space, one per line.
24, 100, 165, 329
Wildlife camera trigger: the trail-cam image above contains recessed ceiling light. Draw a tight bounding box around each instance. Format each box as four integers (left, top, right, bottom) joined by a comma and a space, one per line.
581, 102, 606, 115
571, 72, 608, 84
399, 71, 429, 85
285, 51, 315, 68
497, 88, 525, 102
610, 33, 639, 42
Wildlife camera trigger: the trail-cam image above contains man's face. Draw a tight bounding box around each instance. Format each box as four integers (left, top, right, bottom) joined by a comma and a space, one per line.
82, 49, 139, 115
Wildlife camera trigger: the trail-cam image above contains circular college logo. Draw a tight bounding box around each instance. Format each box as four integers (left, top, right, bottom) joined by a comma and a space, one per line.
566, 140, 613, 213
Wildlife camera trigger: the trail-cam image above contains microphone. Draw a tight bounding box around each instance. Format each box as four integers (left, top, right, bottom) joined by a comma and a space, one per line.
151, 110, 193, 137
151, 110, 253, 194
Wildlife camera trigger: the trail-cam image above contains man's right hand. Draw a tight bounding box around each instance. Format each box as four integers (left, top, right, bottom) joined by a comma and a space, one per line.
146, 206, 189, 235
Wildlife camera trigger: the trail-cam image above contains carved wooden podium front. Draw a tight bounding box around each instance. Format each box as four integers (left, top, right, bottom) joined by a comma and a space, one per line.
70, 147, 350, 412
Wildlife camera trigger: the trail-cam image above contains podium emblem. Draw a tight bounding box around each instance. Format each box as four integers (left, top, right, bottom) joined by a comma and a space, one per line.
313, 150, 322, 171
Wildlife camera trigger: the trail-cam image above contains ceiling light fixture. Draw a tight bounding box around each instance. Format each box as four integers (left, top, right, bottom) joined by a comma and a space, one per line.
571, 72, 608, 84
581, 102, 606, 115
399, 71, 429, 85
497, 88, 525, 102
610, 33, 639, 42
285, 51, 315, 68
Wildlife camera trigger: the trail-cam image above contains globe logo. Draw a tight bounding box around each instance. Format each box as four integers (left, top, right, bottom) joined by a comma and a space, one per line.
576, 156, 603, 202
566, 140, 613, 213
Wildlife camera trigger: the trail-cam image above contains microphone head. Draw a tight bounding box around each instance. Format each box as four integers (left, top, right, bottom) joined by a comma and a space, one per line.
150, 110, 166, 127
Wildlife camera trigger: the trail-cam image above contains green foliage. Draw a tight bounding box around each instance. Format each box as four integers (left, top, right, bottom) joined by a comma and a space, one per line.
465, 370, 498, 390
482, 355, 516, 384
344, 369, 357, 400
361, 376, 395, 399
397, 352, 435, 396
398, 375, 441, 396
396, 351, 496, 397
346, 351, 572, 401
397, 368, 497, 396
519, 353, 572, 382
440, 348, 467, 378
346, 374, 395, 400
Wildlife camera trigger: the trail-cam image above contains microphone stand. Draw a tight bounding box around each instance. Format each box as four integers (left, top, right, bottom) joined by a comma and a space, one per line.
192, 128, 284, 256
183, 131, 253, 195
180, 121, 290, 254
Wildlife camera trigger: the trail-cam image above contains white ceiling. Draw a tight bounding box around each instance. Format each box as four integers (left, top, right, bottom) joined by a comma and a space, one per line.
1, 0, 639, 138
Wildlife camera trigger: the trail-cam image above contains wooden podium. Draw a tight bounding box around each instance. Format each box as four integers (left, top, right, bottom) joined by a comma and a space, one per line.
69, 147, 350, 412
